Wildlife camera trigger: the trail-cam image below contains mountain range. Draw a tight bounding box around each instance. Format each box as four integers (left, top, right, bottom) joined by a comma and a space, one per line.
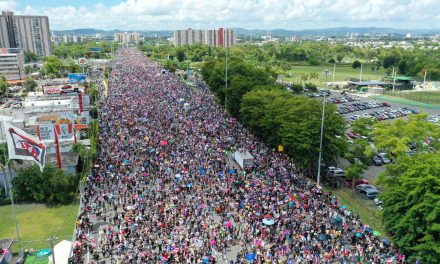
52, 27, 440, 37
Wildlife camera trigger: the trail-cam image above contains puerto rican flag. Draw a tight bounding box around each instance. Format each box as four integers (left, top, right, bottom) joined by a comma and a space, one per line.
169, 246, 180, 253
4, 122, 46, 172
161, 253, 170, 261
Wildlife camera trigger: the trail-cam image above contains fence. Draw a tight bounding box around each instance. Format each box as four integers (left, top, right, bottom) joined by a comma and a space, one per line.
383, 90, 440, 105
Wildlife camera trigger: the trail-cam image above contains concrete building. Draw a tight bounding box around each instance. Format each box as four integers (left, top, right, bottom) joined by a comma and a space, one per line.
0, 11, 52, 57
174, 28, 237, 47
0, 47, 24, 80
114, 32, 140, 44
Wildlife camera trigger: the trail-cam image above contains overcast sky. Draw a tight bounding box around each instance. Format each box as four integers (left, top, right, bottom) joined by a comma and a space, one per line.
1, 0, 439, 30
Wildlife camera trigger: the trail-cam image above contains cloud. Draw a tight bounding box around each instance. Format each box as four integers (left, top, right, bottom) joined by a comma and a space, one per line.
0, 0, 16, 11
10, 0, 440, 30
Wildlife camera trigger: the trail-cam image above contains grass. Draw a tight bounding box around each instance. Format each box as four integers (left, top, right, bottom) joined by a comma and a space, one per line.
283, 64, 386, 86
0, 199, 80, 254
384, 90, 440, 105
325, 186, 388, 238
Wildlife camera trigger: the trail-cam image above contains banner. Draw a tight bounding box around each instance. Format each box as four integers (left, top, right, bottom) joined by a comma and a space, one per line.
68, 73, 86, 84
38, 124, 55, 141
43, 85, 61, 94
4, 122, 46, 172
55, 123, 74, 140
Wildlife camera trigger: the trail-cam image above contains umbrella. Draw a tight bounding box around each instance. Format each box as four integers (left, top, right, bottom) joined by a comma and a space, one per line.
262, 218, 275, 226
364, 227, 373, 233
264, 214, 271, 219
225, 221, 232, 228
382, 238, 391, 245
175, 174, 182, 179
373, 230, 381, 236
355, 232, 362, 238
202, 256, 210, 263
245, 253, 256, 261
159, 140, 168, 146
210, 239, 216, 245
341, 205, 347, 209
318, 234, 328, 241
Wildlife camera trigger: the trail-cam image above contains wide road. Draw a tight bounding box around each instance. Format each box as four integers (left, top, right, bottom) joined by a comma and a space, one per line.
72, 48, 402, 263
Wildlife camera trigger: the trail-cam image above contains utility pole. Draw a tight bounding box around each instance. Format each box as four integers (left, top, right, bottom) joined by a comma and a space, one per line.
0, 122, 22, 253
48, 236, 57, 264
317, 69, 330, 187
392, 67, 397, 91
359, 63, 363, 82
423, 70, 427, 90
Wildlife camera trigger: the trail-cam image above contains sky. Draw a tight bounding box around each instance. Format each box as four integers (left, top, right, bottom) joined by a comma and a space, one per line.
1, 0, 439, 31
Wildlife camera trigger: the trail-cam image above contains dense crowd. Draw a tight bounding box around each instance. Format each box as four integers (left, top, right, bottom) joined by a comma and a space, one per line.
71, 48, 405, 263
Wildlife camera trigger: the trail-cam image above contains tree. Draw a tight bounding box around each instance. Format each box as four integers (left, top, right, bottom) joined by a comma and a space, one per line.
0, 74, 7, 96
345, 162, 367, 187
380, 153, 440, 263
24, 51, 40, 63
352, 60, 361, 69
24, 78, 37, 92
176, 49, 185, 62
24, 65, 33, 75
351, 117, 377, 139
240, 89, 347, 173
12, 165, 79, 204
328, 58, 336, 64
382, 54, 401, 69
372, 113, 440, 158
336, 54, 344, 62
43, 55, 64, 77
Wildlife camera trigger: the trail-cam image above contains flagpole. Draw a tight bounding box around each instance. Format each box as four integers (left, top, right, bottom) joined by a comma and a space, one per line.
54, 125, 62, 169
0, 121, 22, 253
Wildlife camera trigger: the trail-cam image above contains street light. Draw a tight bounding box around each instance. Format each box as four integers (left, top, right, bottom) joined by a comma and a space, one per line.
317, 69, 330, 187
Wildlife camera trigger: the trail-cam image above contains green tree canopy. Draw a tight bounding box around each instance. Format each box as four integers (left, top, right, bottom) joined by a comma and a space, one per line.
43, 55, 64, 77
372, 113, 440, 158
240, 89, 347, 172
380, 153, 440, 263
12, 165, 79, 204
24, 78, 37, 92
0, 74, 7, 96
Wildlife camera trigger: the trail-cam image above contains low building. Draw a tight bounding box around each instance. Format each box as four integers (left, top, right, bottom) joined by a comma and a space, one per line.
0, 48, 24, 80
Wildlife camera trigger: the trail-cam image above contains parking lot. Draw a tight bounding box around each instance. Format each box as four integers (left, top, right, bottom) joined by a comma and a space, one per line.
318, 90, 440, 211
327, 91, 440, 119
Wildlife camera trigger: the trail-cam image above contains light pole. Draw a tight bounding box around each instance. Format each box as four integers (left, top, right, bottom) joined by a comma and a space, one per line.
317, 69, 330, 187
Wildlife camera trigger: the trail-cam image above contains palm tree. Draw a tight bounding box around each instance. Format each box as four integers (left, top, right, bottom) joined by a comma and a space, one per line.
308, 72, 319, 81
298, 73, 309, 90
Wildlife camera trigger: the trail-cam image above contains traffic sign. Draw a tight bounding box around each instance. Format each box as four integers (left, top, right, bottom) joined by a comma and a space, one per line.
90, 47, 102, 52
78, 58, 87, 66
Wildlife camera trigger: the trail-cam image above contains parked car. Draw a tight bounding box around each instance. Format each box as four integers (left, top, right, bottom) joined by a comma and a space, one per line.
378, 153, 391, 164
356, 184, 378, 191
327, 166, 345, 177
358, 188, 380, 200
372, 156, 383, 166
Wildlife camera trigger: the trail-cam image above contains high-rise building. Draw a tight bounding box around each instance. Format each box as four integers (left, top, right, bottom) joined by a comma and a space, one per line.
114, 32, 140, 44
174, 28, 237, 47
0, 48, 24, 80
0, 11, 52, 57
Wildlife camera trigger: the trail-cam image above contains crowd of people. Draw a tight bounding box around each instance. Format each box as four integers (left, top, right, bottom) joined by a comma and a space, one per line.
71, 48, 406, 263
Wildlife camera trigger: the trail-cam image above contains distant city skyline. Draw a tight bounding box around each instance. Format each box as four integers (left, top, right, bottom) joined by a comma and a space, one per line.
1, 0, 439, 31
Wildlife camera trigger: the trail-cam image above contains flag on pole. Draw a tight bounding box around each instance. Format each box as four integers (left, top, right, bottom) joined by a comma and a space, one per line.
3, 122, 46, 172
